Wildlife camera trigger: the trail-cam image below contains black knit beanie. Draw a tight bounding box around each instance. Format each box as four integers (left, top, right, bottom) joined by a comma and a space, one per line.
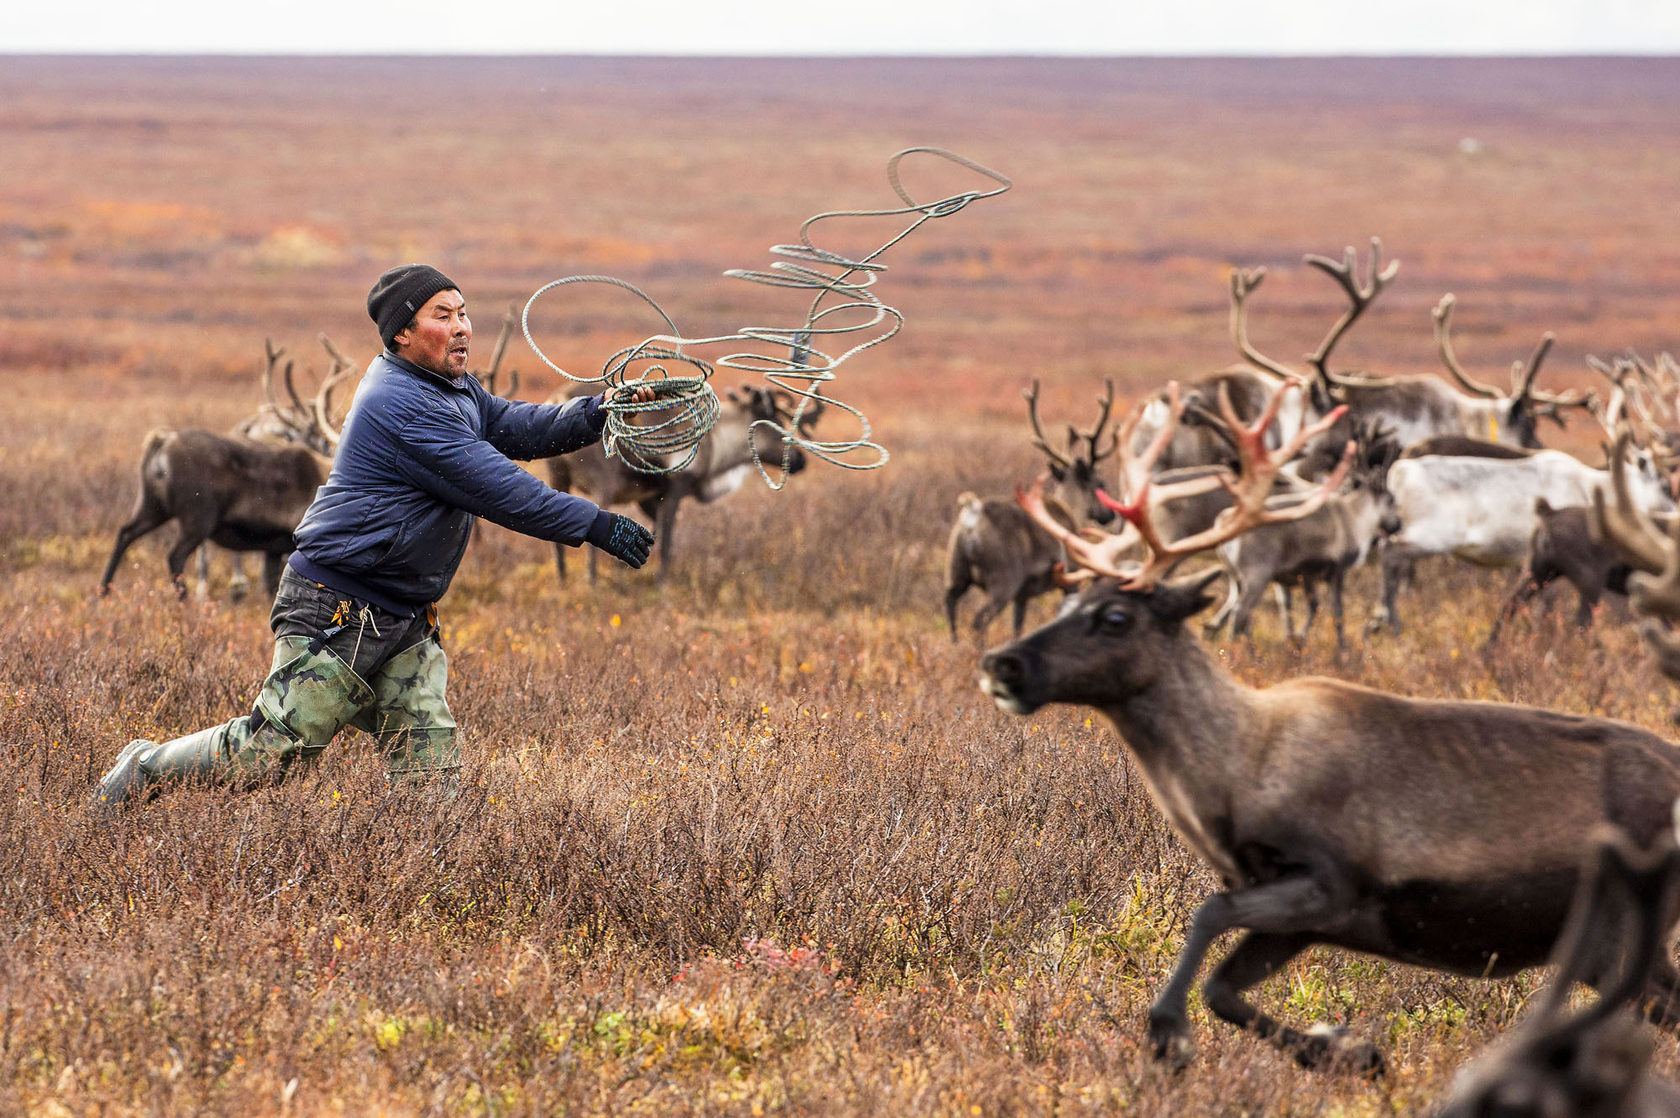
367, 264, 459, 350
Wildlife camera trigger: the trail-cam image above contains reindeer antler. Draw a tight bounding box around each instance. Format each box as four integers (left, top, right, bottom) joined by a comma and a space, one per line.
310, 334, 363, 449
480, 304, 520, 399
1023, 378, 1072, 469
1229, 266, 1299, 381
1228, 239, 1399, 399
1434, 295, 1503, 399
1592, 430, 1680, 676
1438, 292, 1586, 420
1019, 381, 1352, 589
1303, 238, 1400, 392
1081, 379, 1118, 464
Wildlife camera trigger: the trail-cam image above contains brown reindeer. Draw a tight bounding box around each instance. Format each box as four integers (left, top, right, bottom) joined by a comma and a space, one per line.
1435, 815, 1680, 1118
188, 335, 359, 602
101, 339, 352, 601
944, 379, 1118, 641
976, 387, 1680, 1074
100, 431, 328, 601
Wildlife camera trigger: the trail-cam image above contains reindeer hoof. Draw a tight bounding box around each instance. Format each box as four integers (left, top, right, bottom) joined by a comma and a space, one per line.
1298, 1025, 1386, 1078
1147, 1019, 1196, 1071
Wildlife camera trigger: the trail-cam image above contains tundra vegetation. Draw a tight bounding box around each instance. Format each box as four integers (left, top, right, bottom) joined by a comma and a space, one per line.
6, 55, 1680, 1116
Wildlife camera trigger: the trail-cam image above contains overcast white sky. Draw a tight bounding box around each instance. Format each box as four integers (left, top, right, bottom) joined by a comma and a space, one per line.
8, 0, 1680, 55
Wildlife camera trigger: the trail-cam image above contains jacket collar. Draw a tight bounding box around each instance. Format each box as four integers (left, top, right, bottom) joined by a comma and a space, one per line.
382, 349, 471, 392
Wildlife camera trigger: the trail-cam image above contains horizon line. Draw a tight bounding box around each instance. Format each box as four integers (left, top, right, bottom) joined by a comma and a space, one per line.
4, 49, 1679, 59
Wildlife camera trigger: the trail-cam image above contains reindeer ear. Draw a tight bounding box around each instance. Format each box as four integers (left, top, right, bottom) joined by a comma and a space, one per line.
1148, 568, 1223, 624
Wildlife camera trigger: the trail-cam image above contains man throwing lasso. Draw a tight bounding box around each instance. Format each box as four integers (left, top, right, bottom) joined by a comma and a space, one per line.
96, 264, 655, 809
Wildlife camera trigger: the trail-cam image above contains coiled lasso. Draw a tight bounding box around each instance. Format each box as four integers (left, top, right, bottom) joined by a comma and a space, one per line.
520, 147, 1011, 485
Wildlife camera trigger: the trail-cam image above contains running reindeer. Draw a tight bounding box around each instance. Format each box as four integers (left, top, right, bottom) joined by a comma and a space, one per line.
1434, 813, 1680, 1118
978, 383, 1680, 1074
944, 378, 1118, 641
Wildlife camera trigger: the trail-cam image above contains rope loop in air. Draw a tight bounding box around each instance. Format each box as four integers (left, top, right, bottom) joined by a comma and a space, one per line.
521, 147, 1011, 484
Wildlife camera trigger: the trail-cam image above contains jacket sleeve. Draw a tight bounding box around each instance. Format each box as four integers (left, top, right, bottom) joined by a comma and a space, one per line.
391, 404, 605, 544
478, 390, 607, 461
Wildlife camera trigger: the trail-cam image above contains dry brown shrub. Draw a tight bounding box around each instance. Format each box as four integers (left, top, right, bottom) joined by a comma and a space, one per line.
6, 54, 1680, 1117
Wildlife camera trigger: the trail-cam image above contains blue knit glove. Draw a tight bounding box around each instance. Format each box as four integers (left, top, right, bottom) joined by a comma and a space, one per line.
587, 510, 654, 569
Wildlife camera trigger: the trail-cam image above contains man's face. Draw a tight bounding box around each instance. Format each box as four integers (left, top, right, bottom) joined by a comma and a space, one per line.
393, 288, 470, 378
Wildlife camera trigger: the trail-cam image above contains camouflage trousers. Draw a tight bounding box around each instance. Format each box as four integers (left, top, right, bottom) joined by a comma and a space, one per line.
102, 568, 458, 803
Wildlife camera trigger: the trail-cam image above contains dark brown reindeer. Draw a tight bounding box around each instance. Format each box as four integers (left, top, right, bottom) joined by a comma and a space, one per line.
977, 388, 1680, 1075
100, 340, 352, 601
1435, 817, 1680, 1118
945, 379, 1119, 641
1481, 498, 1680, 650
189, 335, 359, 602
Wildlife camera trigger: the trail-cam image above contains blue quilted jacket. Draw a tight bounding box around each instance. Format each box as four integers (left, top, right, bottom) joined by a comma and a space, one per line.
290, 351, 606, 613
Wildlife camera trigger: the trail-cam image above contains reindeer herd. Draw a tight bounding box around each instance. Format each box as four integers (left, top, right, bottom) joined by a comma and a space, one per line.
957, 241, 1680, 1110
949, 238, 1680, 651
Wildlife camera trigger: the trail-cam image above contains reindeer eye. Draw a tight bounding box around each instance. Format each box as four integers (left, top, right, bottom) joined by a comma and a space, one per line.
1097, 606, 1132, 634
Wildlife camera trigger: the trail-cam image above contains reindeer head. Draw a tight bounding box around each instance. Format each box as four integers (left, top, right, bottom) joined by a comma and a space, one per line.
981, 381, 1351, 715
981, 570, 1224, 714
1434, 293, 1589, 449
1024, 378, 1119, 527
719, 384, 810, 477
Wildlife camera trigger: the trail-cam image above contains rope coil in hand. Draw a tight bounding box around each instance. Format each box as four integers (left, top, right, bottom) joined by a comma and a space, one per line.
522, 147, 1011, 484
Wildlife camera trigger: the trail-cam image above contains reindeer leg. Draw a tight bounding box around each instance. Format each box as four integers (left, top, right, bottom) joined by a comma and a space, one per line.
1574, 581, 1602, 629
1230, 576, 1271, 644
1276, 583, 1296, 642
945, 557, 974, 642
1010, 590, 1032, 636
1297, 582, 1321, 649
227, 552, 251, 603
650, 496, 677, 586
1486, 572, 1542, 651
166, 526, 210, 601
261, 553, 284, 600
193, 545, 213, 603
970, 592, 1011, 646
1203, 933, 1384, 1075
1327, 571, 1346, 654
552, 541, 569, 585
99, 504, 170, 594
1368, 544, 1410, 636
1148, 870, 1356, 1070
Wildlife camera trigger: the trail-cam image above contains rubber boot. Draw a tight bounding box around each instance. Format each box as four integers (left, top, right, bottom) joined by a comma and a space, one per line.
94, 636, 373, 813
93, 725, 222, 814
351, 638, 459, 796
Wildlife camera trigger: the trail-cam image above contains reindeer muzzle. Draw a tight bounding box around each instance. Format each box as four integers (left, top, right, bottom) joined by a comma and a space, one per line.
978, 646, 1044, 716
